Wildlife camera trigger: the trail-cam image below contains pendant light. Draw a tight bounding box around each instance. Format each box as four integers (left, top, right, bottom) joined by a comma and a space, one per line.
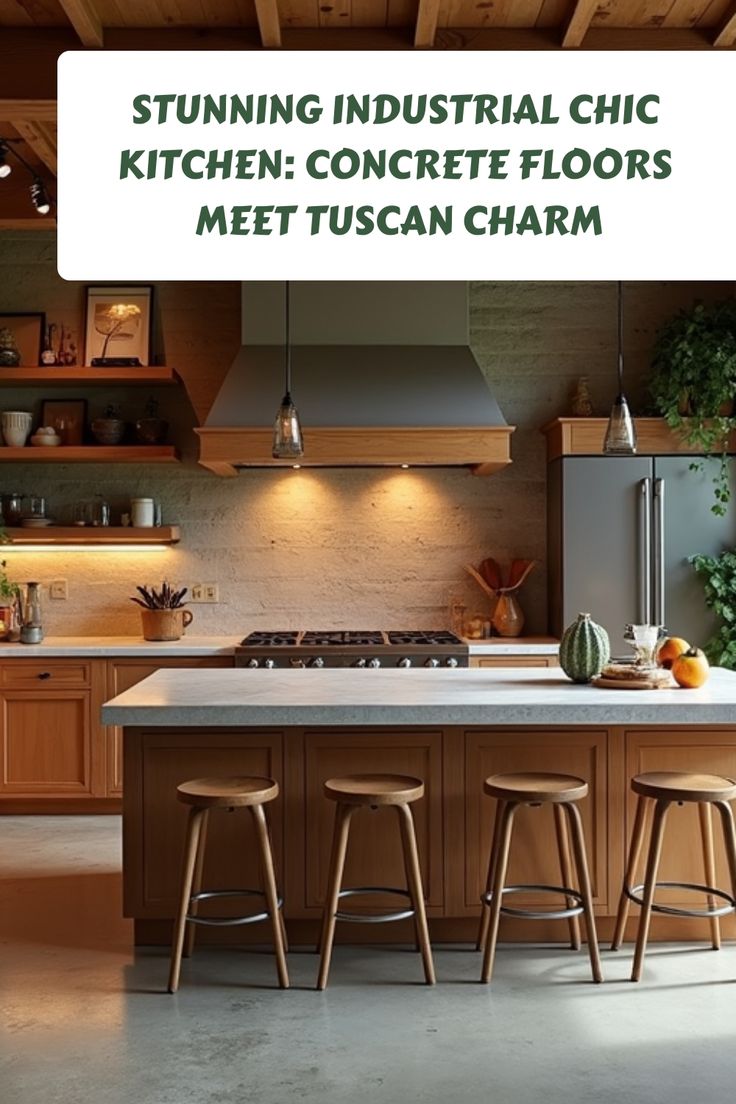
272, 281, 304, 460
603, 281, 637, 455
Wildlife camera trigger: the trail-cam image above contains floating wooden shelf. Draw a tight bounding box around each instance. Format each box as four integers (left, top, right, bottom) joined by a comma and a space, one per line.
0, 446, 179, 463
542, 417, 736, 462
4, 526, 181, 547
0, 366, 180, 386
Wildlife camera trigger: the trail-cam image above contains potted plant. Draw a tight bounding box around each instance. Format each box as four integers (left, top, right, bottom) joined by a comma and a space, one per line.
131, 581, 192, 641
648, 300, 736, 515
0, 558, 21, 641
91, 404, 126, 446
690, 551, 736, 670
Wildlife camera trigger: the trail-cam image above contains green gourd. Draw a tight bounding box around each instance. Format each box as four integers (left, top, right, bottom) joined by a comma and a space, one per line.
560, 612, 610, 683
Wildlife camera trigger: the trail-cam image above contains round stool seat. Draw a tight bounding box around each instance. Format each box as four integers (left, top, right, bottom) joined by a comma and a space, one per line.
484, 772, 588, 804
323, 773, 424, 806
632, 771, 736, 804
176, 777, 279, 809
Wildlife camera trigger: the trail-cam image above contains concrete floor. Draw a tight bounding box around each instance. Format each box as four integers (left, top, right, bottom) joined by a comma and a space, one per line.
2, 818, 736, 1104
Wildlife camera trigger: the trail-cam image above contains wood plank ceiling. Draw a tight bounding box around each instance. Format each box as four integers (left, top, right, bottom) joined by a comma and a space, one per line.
0, 0, 733, 227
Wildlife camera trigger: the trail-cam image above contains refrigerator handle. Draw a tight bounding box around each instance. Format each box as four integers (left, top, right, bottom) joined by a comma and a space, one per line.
653, 478, 665, 628
638, 479, 652, 623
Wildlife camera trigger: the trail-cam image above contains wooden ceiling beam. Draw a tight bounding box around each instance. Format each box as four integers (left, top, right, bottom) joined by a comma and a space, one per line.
714, 5, 736, 46
415, 0, 441, 48
561, 0, 600, 47
57, 0, 104, 48
9, 121, 58, 176
0, 101, 57, 123
254, 0, 282, 47
0, 219, 56, 230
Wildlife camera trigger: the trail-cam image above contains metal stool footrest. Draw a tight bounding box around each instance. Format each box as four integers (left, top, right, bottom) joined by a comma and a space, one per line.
334, 886, 415, 924
481, 883, 585, 921
186, 888, 284, 927
624, 880, 736, 919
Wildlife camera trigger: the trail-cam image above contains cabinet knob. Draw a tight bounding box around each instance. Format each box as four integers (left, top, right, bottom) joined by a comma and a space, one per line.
37, 672, 52, 680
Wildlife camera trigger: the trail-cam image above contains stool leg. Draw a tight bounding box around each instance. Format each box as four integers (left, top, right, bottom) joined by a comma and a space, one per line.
250, 803, 289, 990
698, 802, 721, 950
396, 802, 436, 986
554, 803, 581, 951
631, 798, 670, 983
476, 799, 506, 953
564, 802, 603, 983
480, 801, 517, 984
184, 808, 209, 958
612, 794, 649, 951
168, 806, 206, 994
714, 800, 736, 930
316, 803, 355, 991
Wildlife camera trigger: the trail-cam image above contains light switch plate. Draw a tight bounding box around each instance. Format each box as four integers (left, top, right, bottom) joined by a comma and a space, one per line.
191, 583, 219, 603
50, 579, 68, 600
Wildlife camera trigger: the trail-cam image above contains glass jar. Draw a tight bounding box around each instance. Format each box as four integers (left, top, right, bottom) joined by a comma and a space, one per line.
4, 493, 23, 526
91, 495, 110, 527
24, 495, 46, 519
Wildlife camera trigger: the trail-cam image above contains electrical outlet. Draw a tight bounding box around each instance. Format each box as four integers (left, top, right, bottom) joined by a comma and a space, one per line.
50, 579, 68, 601
191, 583, 219, 603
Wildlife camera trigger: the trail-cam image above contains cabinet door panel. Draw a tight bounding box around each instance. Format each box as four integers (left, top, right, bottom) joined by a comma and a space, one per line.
302, 731, 443, 916
471, 657, 557, 669
0, 692, 91, 794
465, 729, 609, 914
625, 729, 736, 916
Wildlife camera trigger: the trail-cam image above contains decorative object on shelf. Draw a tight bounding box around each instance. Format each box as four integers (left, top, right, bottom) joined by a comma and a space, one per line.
464, 557, 537, 637
691, 550, 736, 669
57, 324, 78, 366
131, 581, 193, 641
603, 282, 637, 456
649, 300, 736, 516
91, 404, 126, 445
1, 410, 33, 447
135, 395, 168, 445
570, 376, 594, 418
85, 286, 152, 367
30, 427, 62, 447
272, 281, 304, 460
22, 495, 47, 520
41, 399, 87, 445
20, 581, 44, 644
41, 323, 58, 365
0, 559, 21, 642
131, 497, 157, 527
0, 313, 44, 366
91, 495, 111, 527
559, 612, 610, 683
2, 493, 23, 526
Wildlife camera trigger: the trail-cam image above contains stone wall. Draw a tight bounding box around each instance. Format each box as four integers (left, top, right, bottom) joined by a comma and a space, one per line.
0, 231, 732, 636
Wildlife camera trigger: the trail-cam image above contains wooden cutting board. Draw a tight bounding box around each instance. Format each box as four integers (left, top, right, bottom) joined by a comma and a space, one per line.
592, 675, 675, 691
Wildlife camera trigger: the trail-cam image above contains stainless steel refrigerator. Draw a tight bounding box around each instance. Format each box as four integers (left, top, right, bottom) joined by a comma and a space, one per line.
548, 456, 736, 654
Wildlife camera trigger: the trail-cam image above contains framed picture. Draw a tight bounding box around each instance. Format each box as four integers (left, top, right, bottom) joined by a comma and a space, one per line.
84, 286, 153, 366
0, 312, 45, 366
41, 399, 87, 445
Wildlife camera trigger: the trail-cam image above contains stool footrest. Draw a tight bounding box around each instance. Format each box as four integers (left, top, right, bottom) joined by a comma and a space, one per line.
186, 888, 284, 928
481, 883, 584, 922
334, 886, 415, 924
624, 880, 736, 919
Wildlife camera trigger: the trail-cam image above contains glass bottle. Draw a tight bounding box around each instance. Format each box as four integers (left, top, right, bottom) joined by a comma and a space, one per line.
91, 494, 110, 527
20, 582, 44, 644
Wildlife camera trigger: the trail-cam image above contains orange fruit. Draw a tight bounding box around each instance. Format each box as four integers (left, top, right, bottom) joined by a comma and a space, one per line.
657, 636, 690, 670
672, 647, 710, 689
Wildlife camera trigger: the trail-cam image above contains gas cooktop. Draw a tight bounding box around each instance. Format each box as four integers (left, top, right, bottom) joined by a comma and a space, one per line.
235, 629, 468, 669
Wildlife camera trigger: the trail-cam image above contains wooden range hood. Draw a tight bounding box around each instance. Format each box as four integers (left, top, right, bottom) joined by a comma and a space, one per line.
197, 283, 514, 477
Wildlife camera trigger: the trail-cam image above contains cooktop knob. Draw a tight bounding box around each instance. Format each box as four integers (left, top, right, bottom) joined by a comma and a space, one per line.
424, 658, 439, 668
310, 657, 325, 668
264, 658, 276, 669
368, 658, 381, 668
446, 657, 458, 668
398, 657, 412, 668
353, 658, 367, 668
247, 658, 259, 668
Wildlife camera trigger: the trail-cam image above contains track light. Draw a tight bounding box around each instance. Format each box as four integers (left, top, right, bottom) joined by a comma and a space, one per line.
0, 142, 11, 180
30, 178, 51, 216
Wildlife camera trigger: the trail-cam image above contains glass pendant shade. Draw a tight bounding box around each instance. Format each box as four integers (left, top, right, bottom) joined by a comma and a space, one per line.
603, 281, 637, 455
272, 390, 304, 459
272, 282, 304, 459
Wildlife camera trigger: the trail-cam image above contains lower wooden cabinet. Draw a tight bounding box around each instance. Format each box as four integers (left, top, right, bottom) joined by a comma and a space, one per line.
0, 690, 93, 795
470, 656, 559, 668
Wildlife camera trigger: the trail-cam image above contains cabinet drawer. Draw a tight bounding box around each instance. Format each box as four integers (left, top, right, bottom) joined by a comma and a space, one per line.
0, 662, 91, 689
471, 657, 558, 669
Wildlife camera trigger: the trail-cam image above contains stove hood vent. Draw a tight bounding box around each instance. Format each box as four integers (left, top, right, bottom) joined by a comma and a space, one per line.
196, 282, 514, 476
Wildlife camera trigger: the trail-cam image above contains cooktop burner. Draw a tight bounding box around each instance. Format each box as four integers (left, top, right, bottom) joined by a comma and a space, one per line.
388, 631, 462, 646
240, 631, 299, 647
301, 631, 385, 647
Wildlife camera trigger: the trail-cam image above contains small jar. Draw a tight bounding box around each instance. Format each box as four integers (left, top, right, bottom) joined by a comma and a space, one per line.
4, 493, 23, 526
131, 497, 155, 527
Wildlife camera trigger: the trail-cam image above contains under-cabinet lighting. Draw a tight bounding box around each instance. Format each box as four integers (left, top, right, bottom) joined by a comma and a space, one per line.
400, 464, 410, 469
292, 464, 301, 469
2, 544, 169, 553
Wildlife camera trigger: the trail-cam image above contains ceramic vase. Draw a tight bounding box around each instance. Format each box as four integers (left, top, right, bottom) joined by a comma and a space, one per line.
2, 411, 33, 447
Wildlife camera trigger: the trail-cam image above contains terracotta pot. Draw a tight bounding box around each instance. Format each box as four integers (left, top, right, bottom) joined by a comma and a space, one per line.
491, 594, 525, 637
140, 608, 193, 641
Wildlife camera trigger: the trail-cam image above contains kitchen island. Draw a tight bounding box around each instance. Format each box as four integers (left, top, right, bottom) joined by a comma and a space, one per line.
103, 666, 736, 946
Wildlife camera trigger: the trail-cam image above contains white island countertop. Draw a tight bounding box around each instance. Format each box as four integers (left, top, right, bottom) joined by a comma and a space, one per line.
101, 666, 736, 728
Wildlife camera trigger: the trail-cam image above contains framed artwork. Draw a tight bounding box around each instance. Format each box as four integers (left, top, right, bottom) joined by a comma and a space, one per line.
84, 286, 153, 366
0, 312, 45, 366
41, 399, 87, 445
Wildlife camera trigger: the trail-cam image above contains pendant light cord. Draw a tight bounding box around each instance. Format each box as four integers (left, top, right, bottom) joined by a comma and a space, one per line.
284, 281, 291, 399
617, 280, 624, 394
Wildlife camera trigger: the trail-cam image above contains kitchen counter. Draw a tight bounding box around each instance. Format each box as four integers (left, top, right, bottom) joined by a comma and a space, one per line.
102, 665, 736, 727
463, 636, 559, 655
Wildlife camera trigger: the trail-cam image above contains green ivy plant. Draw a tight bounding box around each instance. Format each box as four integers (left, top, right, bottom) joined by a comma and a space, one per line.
649, 300, 736, 516
691, 551, 736, 669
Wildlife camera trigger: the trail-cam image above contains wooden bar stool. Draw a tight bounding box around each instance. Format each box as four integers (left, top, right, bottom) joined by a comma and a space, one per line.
612, 771, 736, 981
316, 773, 436, 990
168, 777, 289, 993
477, 772, 603, 984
